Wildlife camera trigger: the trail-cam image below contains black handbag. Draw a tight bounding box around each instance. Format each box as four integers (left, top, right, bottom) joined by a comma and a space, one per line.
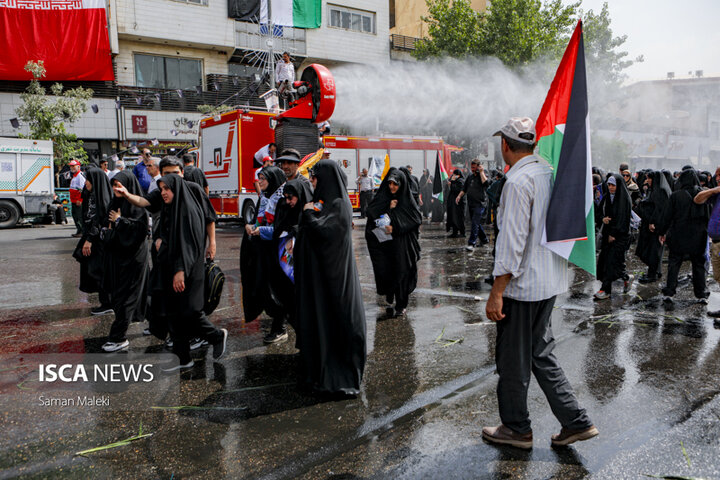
204, 259, 225, 315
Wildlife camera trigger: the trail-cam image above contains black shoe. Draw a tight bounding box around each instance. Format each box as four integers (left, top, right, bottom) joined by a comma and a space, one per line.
213, 329, 228, 360
91, 305, 113, 315
638, 274, 659, 284
263, 330, 287, 345
395, 308, 407, 318
71, 233, 83, 238
707, 310, 720, 318
479, 238, 490, 246
484, 275, 495, 286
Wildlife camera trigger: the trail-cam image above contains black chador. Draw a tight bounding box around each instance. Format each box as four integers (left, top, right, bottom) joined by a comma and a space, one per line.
635, 170, 671, 282
446, 169, 466, 237
103, 171, 149, 346
239, 166, 286, 325
365, 168, 422, 316
295, 160, 366, 396
268, 178, 314, 334
76, 167, 113, 306
419, 170, 433, 218
596, 174, 632, 295
660, 169, 709, 300
156, 174, 225, 365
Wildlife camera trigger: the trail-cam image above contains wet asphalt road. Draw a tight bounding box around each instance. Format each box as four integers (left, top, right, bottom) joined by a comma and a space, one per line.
1, 221, 720, 479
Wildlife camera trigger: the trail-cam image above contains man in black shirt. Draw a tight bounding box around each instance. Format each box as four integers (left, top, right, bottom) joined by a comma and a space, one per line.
455, 159, 489, 251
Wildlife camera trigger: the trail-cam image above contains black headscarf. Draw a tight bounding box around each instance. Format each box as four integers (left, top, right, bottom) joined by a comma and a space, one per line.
158, 174, 205, 274
601, 173, 632, 237
109, 170, 146, 221
311, 160, 348, 205
677, 169, 706, 219
399, 167, 420, 205
273, 177, 314, 240
83, 167, 113, 229
259, 165, 286, 198
662, 170, 675, 191
366, 167, 420, 224
106, 170, 149, 251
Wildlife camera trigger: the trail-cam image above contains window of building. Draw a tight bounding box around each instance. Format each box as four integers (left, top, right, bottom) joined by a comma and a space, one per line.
134, 54, 203, 90
328, 4, 375, 34
173, 0, 208, 5
389, 0, 395, 29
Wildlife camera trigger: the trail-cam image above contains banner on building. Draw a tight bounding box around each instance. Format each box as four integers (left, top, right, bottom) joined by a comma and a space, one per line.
0, 0, 114, 81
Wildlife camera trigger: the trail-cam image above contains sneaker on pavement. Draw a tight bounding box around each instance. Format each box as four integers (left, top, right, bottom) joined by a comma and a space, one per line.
263, 330, 288, 345
394, 308, 407, 318
91, 305, 114, 315
698, 297, 709, 305
551, 425, 599, 447
162, 360, 194, 373
102, 340, 129, 353
638, 274, 659, 284
165, 337, 174, 349
707, 310, 720, 318
623, 274, 635, 293
71, 233, 83, 238
593, 290, 609, 300
465, 245, 474, 252
189, 338, 208, 350
482, 425, 533, 450
142, 328, 151, 336
212, 328, 228, 360
663, 296, 674, 305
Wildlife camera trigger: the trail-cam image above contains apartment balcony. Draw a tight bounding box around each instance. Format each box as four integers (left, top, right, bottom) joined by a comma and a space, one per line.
232, 21, 307, 66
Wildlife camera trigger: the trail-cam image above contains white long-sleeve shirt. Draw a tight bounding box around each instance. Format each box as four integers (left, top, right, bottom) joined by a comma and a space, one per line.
275, 61, 295, 84
493, 154, 569, 301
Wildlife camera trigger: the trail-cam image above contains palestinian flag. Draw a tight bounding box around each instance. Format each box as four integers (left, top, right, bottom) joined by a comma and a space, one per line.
260, 0, 321, 28
432, 151, 448, 202
537, 20, 595, 276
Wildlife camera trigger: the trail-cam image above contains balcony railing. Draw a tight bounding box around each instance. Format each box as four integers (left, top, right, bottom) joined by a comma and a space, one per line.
390, 34, 419, 51
234, 21, 307, 58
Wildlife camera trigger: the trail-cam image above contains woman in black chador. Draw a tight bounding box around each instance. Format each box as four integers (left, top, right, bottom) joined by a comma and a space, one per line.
239, 166, 286, 329
636, 170, 671, 284
594, 174, 633, 300
419, 169, 433, 218
365, 168, 422, 317
156, 174, 227, 368
100, 171, 150, 352
445, 169, 466, 238
660, 168, 710, 303
295, 160, 366, 397
77, 167, 113, 314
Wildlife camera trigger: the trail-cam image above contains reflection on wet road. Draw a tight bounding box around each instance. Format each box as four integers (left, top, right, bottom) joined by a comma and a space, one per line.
1, 222, 719, 479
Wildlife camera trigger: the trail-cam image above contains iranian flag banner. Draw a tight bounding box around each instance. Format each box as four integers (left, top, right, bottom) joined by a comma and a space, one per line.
260, 0, 321, 28
537, 20, 595, 276
432, 151, 448, 202
0, 0, 114, 81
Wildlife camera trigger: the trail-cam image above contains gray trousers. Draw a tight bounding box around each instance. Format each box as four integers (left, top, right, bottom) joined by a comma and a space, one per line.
496, 296, 592, 434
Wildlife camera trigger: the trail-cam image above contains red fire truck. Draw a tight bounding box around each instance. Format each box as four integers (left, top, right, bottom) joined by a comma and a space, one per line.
198, 113, 459, 222
197, 64, 459, 222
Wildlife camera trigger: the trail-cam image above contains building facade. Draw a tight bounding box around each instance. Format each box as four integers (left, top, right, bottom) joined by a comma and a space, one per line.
0, 0, 389, 162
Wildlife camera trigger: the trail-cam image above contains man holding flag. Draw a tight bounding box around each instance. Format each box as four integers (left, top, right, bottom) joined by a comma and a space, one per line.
483, 117, 598, 449
483, 21, 598, 450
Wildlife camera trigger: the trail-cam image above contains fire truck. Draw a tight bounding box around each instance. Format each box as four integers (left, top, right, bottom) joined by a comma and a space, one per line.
198, 64, 458, 222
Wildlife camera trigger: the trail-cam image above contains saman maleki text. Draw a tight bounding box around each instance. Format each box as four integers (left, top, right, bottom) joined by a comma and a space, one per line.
38, 364, 155, 382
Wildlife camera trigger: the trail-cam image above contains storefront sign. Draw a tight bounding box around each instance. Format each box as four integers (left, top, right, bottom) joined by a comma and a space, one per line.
132, 115, 148, 134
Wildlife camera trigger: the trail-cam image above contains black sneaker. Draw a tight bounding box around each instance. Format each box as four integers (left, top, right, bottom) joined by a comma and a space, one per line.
165, 337, 174, 349
213, 328, 228, 360
91, 305, 113, 315
263, 330, 288, 345
102, 340, 129, 352
189, 338, 208, 350
708, 310, 720, 318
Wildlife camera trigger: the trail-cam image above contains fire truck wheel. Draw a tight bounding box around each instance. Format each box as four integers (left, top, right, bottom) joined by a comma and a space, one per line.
242, 200, 256, 225
0, 200, 21, 229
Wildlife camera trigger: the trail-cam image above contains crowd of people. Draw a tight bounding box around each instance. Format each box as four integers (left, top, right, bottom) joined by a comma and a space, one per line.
63, 111, 720, 451
592, 161, 720, 314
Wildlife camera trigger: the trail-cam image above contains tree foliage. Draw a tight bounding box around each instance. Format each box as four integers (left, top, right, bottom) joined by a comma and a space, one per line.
15, 61, 94, 167
414, 0, 640, 84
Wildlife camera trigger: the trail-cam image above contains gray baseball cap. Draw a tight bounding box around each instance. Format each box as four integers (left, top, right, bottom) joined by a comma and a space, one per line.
493, 117, 536, 145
